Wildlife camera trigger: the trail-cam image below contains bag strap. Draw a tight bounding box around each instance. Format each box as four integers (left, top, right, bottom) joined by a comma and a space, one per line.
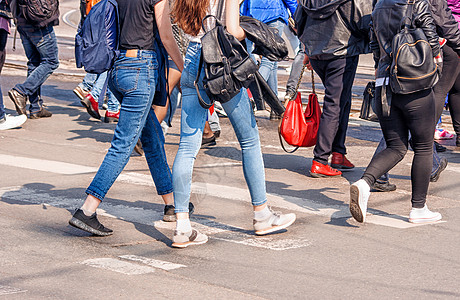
403, 0, 415, 29
216, 0, 224, 21
278, 126, 300, 153
194, 52, 214, 109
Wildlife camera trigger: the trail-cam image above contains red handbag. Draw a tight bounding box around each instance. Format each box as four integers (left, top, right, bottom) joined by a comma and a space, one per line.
279, 69, 321, 153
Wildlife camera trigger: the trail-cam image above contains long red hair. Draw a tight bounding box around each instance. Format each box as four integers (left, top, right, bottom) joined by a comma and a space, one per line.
172, 0, 210, 36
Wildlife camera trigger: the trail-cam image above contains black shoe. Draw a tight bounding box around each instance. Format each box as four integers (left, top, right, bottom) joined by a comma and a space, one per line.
434, 141, 447, 152
133, 139, 144, 156
269, 110, 281, 120
373, 180, 397, 192
8, 89, 27, 115
29, 108, 52, 119
163, 202, 195, 222
456, 136, 460, 147
202, 135, 216, 147
69, 209, 113, 236
430, 157, 448, 182
213, 130, 221, 138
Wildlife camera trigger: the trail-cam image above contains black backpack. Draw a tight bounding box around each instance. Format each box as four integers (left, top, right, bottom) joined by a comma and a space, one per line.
389, 0, 438, 94
19, 0, 59, 27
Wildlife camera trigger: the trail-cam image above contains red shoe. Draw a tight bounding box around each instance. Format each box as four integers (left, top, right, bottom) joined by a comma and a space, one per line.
81, 94, 101, 120
331, 152, 355, 169
104, 110, 120, 123
310, 160, 342, 178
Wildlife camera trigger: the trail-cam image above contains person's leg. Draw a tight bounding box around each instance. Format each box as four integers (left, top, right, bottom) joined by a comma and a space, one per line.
153, 65, 181, 123
70, 51, 159, 236
448, 73, 460, 141
285, 44, 305, 102
81, 73, 97, 90
0, 29, 7, 120
14, 24, 59, 114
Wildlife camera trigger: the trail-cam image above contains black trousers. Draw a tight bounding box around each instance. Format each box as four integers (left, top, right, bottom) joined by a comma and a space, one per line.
434, 45, 460, 123
363, 88, 435, 208
448, 71, 460, 135
310, 56, 359, 164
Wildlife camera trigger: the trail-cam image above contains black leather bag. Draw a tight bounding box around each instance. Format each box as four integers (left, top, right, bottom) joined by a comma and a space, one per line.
195, 2, 258, 109
389, 0, 438, 94
359, 81, 378, 122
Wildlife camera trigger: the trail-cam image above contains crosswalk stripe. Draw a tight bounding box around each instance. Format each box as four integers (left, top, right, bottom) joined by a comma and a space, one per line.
81, 258, 155, 275
119, 255, 186, 270
0, 285, 27, 295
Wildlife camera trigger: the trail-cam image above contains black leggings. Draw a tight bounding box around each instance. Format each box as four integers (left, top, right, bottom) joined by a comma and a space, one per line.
448, 70, 460, 136
362, 89, 435, 208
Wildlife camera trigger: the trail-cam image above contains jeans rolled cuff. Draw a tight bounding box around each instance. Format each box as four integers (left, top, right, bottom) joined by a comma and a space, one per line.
157, 188, 173, 196
85, 188, 104, 201
252, 198, 267, 207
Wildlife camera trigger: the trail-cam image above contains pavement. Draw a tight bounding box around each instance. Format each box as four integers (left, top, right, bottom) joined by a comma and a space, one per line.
1, 1, 460, 299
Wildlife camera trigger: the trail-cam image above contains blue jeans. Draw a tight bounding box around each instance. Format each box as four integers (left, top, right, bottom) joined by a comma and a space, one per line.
248, 19, 285, 96
15, 24, 59, 113
86, 50, 173, 200
172, 42, 267, 213
0, 80, 4, 120
89, 71, 120, 113
79, 73, 97, 91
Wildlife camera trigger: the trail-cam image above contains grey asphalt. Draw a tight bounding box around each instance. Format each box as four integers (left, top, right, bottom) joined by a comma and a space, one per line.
1, 1, 460, 299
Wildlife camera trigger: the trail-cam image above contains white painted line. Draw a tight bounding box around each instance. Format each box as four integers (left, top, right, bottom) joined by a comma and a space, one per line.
81, 258, 155, 275
0, 285, 27, 295
0, 154, 97, 174
119, 255, 186, 271
365, 214, 446, 228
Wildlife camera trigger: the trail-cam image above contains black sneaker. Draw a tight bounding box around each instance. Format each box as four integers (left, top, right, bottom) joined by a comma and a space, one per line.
30, 108, 52, 119
69, 209, 113, 236
162, 202, 195, 222
201, 135, 216, 147
434, 141, 447, 152
373, 180, 397, 192
8, 89, 27, 115
430, 157, 448, 182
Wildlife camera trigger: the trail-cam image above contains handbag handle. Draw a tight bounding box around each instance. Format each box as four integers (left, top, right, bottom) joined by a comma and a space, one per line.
290, 64, 316, 101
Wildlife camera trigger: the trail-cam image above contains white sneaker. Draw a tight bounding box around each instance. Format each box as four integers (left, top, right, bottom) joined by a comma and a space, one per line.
172, 229, 208, 248
0, 114, 27, 130
409, 205, 442, 224
350, 179, 371, 223
253, 209, 296, 235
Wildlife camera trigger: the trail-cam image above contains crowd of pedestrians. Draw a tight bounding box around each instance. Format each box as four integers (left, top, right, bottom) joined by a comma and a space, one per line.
1, 0, 460, 248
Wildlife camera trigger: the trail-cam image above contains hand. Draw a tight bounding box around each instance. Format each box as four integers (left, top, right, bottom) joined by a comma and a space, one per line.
303, 54, 313, 70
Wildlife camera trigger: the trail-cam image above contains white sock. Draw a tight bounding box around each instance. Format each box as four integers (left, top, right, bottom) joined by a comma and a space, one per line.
254, 205, 271, 220
81, 207, 95, 216
176, 218, 192, 233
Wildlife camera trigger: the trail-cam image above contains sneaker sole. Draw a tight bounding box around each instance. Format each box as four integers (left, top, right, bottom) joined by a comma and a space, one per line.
255, 215, 296, 236
163, 215, 176, 222
309, 171, 341, 178
69, 217, 113, 236
408, 216, 442, 224
349, 185, 364, 223
8, 90, 27, 115
104, 116, 119, 123
73, 89, 87, 100
80, 98, 101, 120
171, 238, 208, 248
331, 164, 354, 170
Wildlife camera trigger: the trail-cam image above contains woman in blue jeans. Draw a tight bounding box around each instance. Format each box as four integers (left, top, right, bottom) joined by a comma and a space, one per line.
69, 0, 184, 236
171, 0, 296, 248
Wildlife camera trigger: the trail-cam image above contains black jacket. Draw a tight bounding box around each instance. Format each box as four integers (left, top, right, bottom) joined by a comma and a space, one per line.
294, 0, 372, 60
427, 0, 460, 54
370, 0, 441, 79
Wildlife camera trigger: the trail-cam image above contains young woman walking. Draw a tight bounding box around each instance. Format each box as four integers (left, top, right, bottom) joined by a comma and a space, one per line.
69, 0, 185, 235
170, 0, 296, 248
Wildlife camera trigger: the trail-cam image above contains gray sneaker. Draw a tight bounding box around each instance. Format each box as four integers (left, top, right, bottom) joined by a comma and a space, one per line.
253, 209, 296, 236
172, 229, 208, 248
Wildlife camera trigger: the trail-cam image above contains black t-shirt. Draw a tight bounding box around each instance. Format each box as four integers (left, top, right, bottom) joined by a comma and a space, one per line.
117, 0, 162, 50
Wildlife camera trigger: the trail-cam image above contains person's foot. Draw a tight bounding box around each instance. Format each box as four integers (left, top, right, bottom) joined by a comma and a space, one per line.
8, 89, 27, 115
456, 136, 460, 147
29, 108, 52, 119
409, 205, 442, 224
349, 179, 370, 223
253, 208, 296, 235
0, 114, 27, 130
172, 229, 208, 248
68, 208, 113, 236
284, 89, 296, 103
372, 180, 397, 192
434, 141, 446, 152
73, 86, 90, 100
163, 202, 195, 222
104, 110, 120, 123
430, 157, 448, 182
331, 152, 355, 169
309, 160, 342, 178
213, 130, 221, 138
434, 128, 454, 140
81, 94, 101, 119
269, 110, 281, 120
201, 135, 216, 147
